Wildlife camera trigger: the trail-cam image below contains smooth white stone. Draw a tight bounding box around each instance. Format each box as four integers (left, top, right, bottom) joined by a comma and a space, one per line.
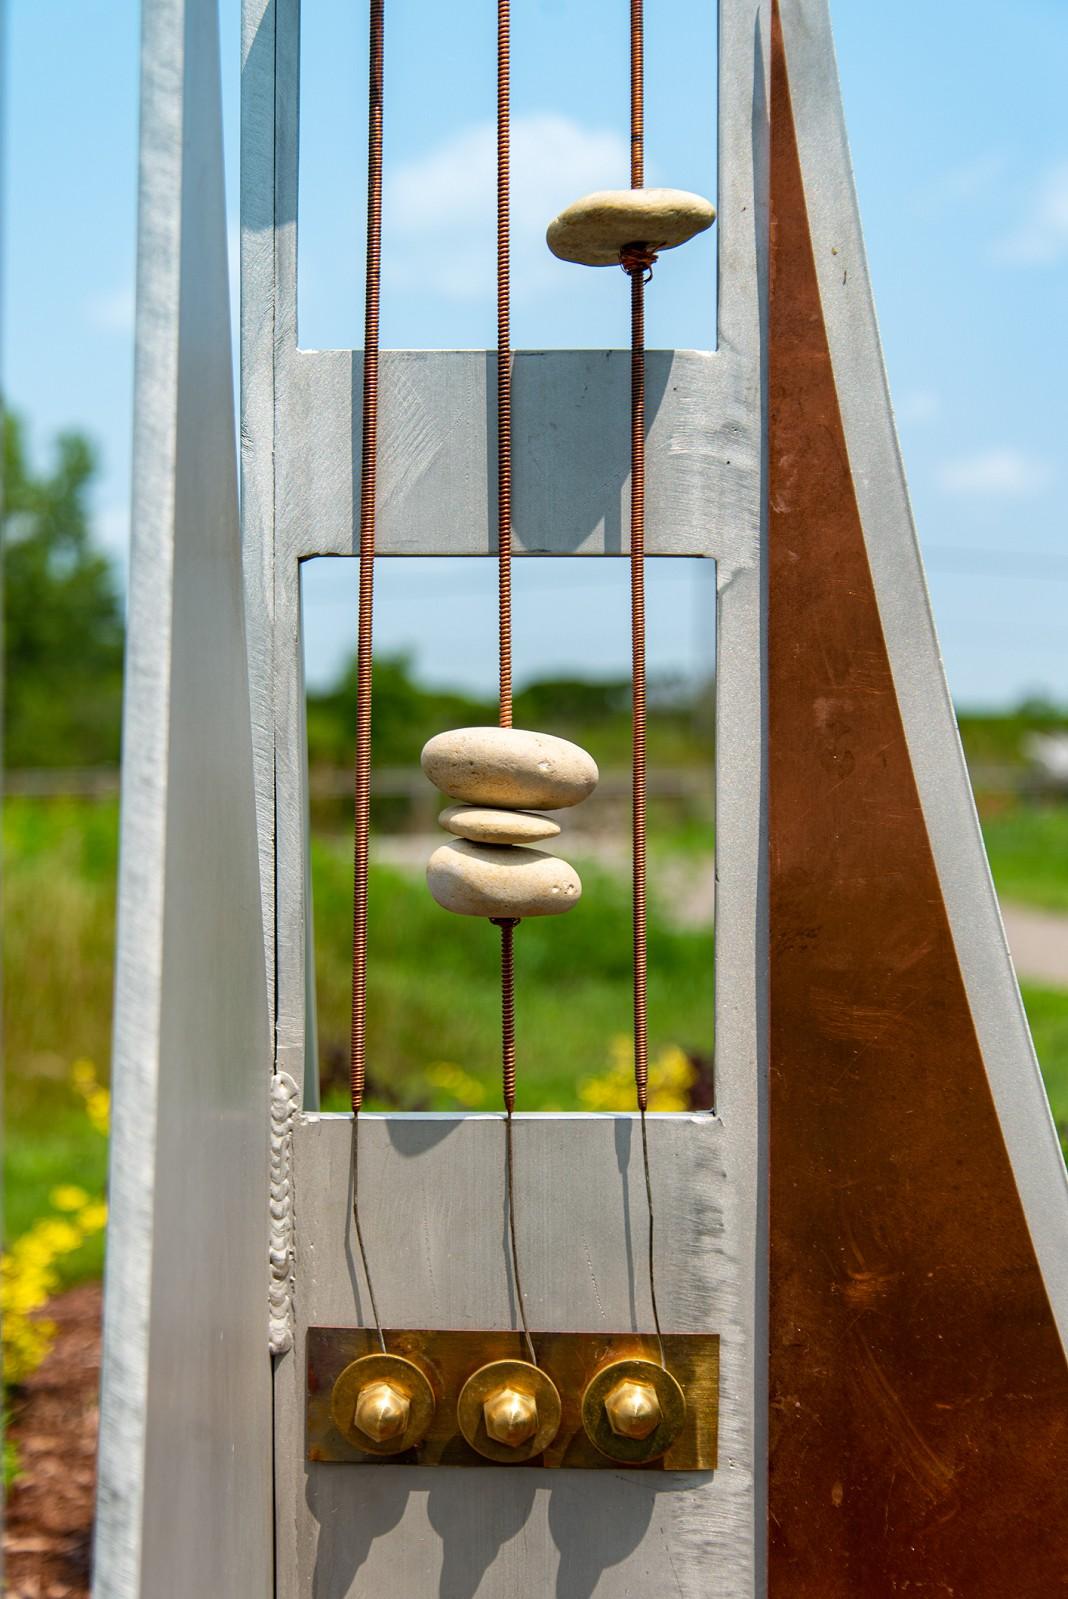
421, 727, 598, 810
426, 841, 582, 919
546, 188, 716, 267
439, 804, 561, 846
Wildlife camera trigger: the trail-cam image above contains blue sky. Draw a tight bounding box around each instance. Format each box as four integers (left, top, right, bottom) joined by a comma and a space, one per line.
6, 0, 1066, 702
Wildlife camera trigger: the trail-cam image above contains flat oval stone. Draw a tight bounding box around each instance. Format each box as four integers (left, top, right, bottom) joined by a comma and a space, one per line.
439, 804, 561, 846
421, 727, 598, 810
546, 188, 715, 267
426, 841, 582, 919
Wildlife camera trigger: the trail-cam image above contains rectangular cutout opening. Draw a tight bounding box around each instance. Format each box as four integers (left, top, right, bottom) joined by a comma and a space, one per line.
300, 555, 716, 1113
297, 0, 718, 353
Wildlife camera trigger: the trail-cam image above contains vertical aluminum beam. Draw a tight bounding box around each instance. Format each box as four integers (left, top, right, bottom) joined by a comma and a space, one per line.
94, 1, 274, 1594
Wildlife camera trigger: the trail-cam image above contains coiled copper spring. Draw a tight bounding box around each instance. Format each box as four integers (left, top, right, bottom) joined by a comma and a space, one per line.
349, 0, 386, 1355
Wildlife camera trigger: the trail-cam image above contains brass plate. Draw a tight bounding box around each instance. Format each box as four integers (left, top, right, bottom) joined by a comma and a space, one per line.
456, 1359, 562, 1463
581, 1358, 686, 1464
307, 1327, 718, 1470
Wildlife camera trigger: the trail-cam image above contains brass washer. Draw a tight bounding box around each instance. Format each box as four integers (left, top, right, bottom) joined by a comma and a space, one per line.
581, 1357, 686, 1464
457, 1358, 562, 1464
330, 1352, 436, 1456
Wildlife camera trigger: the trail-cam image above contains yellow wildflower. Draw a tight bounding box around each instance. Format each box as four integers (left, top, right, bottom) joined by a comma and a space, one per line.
87, 1090, 110, 1134
3, 1316, 56, 1386
70, 1059, 110, 1134
3, 1061, 111, 1390
578, 1036, 697, 1113
70, 1058, 97, 1091
30, 1219, 84, 1256
77, 1201, 109, 1234
425, 1062, 486, 1108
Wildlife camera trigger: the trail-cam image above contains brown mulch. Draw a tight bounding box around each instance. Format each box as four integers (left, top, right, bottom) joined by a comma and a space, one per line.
4, 1281, 101, 1599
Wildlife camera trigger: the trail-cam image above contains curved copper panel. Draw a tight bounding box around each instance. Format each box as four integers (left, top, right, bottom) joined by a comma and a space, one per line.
768, 8, 1068, 1593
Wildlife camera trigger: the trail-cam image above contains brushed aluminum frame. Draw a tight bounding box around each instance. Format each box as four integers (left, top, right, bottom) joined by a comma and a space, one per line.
94, 1, 274, 1594
242, 0, 769, 1594
94, 0, 1068, 1593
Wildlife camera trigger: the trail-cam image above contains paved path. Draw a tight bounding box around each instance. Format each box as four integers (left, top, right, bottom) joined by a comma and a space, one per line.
370, 838, 1068, 989
1001, 904, 1068, 989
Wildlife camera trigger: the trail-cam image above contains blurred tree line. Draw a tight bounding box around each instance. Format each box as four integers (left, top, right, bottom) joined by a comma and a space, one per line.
1, 410, 715, 774
3, 409, 1063, 781
3, 415, 124, 768
306, 655, 714, 774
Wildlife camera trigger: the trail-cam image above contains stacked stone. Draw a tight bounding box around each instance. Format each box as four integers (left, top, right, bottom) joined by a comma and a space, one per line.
422, 727, 598, 919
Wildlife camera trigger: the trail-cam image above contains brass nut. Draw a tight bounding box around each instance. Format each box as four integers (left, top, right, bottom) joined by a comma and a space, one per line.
483, 1386, 539, 1448
354, 1380, 410, 1443
604, 1378, 661, 1441
330, 1352, 436, 1456
456, 1359, 563, 1463
581, 1357, 687, 1463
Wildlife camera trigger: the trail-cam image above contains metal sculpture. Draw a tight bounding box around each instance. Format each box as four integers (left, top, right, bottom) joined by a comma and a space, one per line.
93, 0, 1068, 1594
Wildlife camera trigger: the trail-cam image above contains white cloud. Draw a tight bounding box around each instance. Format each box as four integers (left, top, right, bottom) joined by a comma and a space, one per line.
937, 447, 1053, 499
917, 154, 1007, 220
994, 162, 1068, 265
385, 113, 629, 301
86, 222, 240, 339
86, 283, 135, 334
898, 388, 940, 426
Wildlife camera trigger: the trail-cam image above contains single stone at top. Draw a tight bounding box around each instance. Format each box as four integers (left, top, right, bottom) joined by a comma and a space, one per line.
546, 188, 715, 267
439, 804, 561, 846
421, 727, 598, 811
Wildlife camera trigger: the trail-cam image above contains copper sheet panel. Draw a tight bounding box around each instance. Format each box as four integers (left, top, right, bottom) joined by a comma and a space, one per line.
305, 1327, 718, 1470
768, 6, 1068, 1592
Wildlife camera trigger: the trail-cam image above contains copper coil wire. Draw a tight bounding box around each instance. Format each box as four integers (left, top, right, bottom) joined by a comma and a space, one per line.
626, 0, 650, 1117
494, 0, 536, 1370
624, 0, 665, 1368
619, 242, 658, 280
497, 0, 513, 730
629, 266, 649, 1116
350, 0, 385, 1115
630, 0, 644, 187
495, 917, 518, 1115
349, 0, 387, 1357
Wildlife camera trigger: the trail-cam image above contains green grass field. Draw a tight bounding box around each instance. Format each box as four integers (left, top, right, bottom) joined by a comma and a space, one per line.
310, 835, 715, 1111
3, 799, 116, 1286
5, 794, 1068, 1289
981, 806, 1068, 912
